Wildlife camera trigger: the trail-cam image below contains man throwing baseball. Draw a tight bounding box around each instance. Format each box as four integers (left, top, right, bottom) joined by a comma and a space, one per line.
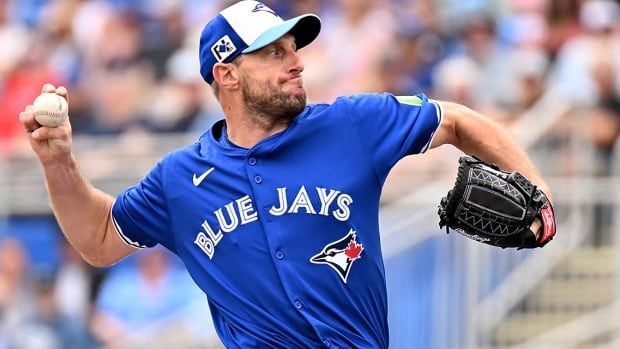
19, 1, 555, 348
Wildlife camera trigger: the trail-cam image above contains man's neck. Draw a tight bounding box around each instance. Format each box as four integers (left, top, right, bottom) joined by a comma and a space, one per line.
224, 116, 291, 149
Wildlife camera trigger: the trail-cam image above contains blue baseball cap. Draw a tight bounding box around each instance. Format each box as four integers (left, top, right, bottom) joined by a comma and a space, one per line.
199, 1, 321, 84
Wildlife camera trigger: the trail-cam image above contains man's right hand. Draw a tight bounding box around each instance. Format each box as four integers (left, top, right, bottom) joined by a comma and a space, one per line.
19, 83, 72, 165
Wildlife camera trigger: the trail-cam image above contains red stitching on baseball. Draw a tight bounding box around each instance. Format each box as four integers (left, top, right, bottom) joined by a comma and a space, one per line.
34, 111, 65, 118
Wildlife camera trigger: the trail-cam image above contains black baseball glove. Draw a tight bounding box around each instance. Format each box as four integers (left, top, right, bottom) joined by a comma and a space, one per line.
438, 155, 556, 249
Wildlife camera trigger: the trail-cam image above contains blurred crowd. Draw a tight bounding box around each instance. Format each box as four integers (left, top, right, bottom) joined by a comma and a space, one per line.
0, 233, 215, 348
1, 0, 620, 347
0, 0, 617, 155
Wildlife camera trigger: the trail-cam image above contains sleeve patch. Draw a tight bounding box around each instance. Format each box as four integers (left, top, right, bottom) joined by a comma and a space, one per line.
396, 95, 423, 106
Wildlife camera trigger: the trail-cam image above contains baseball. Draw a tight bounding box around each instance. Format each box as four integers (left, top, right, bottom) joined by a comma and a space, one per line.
32, 92, 68, 127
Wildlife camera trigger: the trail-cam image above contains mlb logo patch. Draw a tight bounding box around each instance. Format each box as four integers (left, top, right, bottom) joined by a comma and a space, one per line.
211, 35, 237, 62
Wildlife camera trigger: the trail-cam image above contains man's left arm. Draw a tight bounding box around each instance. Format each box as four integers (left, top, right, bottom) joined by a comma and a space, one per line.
430, 101, 552, 203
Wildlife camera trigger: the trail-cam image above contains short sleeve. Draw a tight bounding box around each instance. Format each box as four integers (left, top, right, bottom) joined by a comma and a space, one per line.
111, 160, 175, 253
343, 93, 442, 178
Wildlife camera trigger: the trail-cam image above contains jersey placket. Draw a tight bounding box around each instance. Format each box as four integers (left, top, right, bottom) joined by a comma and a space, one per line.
244, 149, 331, 347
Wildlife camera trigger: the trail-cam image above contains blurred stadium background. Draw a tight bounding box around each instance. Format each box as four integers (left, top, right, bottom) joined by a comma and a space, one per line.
1, 0, 619, 348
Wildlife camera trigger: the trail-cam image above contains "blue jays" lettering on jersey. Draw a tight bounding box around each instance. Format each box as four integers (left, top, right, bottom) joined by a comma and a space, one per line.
111, 93, 442, 348
193, 186, 353, 260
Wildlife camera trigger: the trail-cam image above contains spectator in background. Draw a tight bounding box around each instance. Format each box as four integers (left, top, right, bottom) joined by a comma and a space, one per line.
37, 0, 82, 84
69, 2, 152, 135
0, 0, 61, 156
0, 237, 93, 349
142, 35, 223, 133
306, 0, 397, 101
79, 63, 154, 135
377, 3, 445, 96
134, 1, 186, 81
11, 275, 96, 349
0, 238, 34, 346
0, 35, 61, 155
54, 239, 96, 324
545, 0, 583, 60
451, 13, 514, 109
549, 0, 620, 107
499, 0, 549, 49
90, 247, 213, 346
589, 59, 620, 160
502, 49, 550, 125
432, 56, 481, 107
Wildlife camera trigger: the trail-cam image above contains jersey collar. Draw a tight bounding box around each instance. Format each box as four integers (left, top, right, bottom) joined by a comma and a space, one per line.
199, 107, 310, 157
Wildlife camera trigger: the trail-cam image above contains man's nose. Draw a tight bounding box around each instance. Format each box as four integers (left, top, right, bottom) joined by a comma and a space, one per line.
288, 50, 305, 74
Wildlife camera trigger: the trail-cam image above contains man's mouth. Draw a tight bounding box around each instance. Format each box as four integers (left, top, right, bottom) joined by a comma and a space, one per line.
287, 77, 303, 87
282, 76, 302, 84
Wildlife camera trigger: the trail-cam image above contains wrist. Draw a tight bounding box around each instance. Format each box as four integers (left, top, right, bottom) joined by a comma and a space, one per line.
536, 182, 553, 205
40, 153, 78, 175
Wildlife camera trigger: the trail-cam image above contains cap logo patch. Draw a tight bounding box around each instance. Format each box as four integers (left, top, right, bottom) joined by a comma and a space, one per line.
252, 3, 277, 16
211, 35, 237, 62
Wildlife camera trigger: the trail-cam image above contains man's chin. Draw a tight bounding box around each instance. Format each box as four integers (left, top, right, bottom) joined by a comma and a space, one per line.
286, 86, 306, 98
283, 86, 305, 102
291, 94, 307, 111
279, 94, 306, 120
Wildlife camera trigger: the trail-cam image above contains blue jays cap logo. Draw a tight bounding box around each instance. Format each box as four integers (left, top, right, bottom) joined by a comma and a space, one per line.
310, 229, 364, 284
252, 3, 277, 16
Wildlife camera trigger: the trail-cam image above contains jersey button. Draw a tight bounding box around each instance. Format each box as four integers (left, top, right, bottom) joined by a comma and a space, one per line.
254, 175, 263, 184
323, 340, 331, 347
294, 301, 302, 309
275, 251, 284, 259
248, 157, 257, 166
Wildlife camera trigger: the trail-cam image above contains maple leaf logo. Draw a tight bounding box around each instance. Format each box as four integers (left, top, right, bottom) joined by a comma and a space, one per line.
344, 240, 363, 260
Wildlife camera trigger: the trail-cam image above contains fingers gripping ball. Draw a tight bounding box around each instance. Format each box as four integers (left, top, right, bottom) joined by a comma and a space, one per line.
32, 93, 68, 127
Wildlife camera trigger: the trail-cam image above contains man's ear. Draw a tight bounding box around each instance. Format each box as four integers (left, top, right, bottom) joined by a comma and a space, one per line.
213, 63, 240, 90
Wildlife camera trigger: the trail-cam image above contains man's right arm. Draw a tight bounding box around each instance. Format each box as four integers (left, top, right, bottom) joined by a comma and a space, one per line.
19, 84, 136, 267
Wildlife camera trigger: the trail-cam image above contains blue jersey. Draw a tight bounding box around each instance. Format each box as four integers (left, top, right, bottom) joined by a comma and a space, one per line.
112, 93, 442, 348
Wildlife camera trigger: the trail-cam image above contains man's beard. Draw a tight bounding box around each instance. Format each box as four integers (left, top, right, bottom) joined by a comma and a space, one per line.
241, 75, 307, 128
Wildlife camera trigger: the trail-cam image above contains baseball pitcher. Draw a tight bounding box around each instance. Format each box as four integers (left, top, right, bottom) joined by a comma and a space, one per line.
18, 1, 555, 348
